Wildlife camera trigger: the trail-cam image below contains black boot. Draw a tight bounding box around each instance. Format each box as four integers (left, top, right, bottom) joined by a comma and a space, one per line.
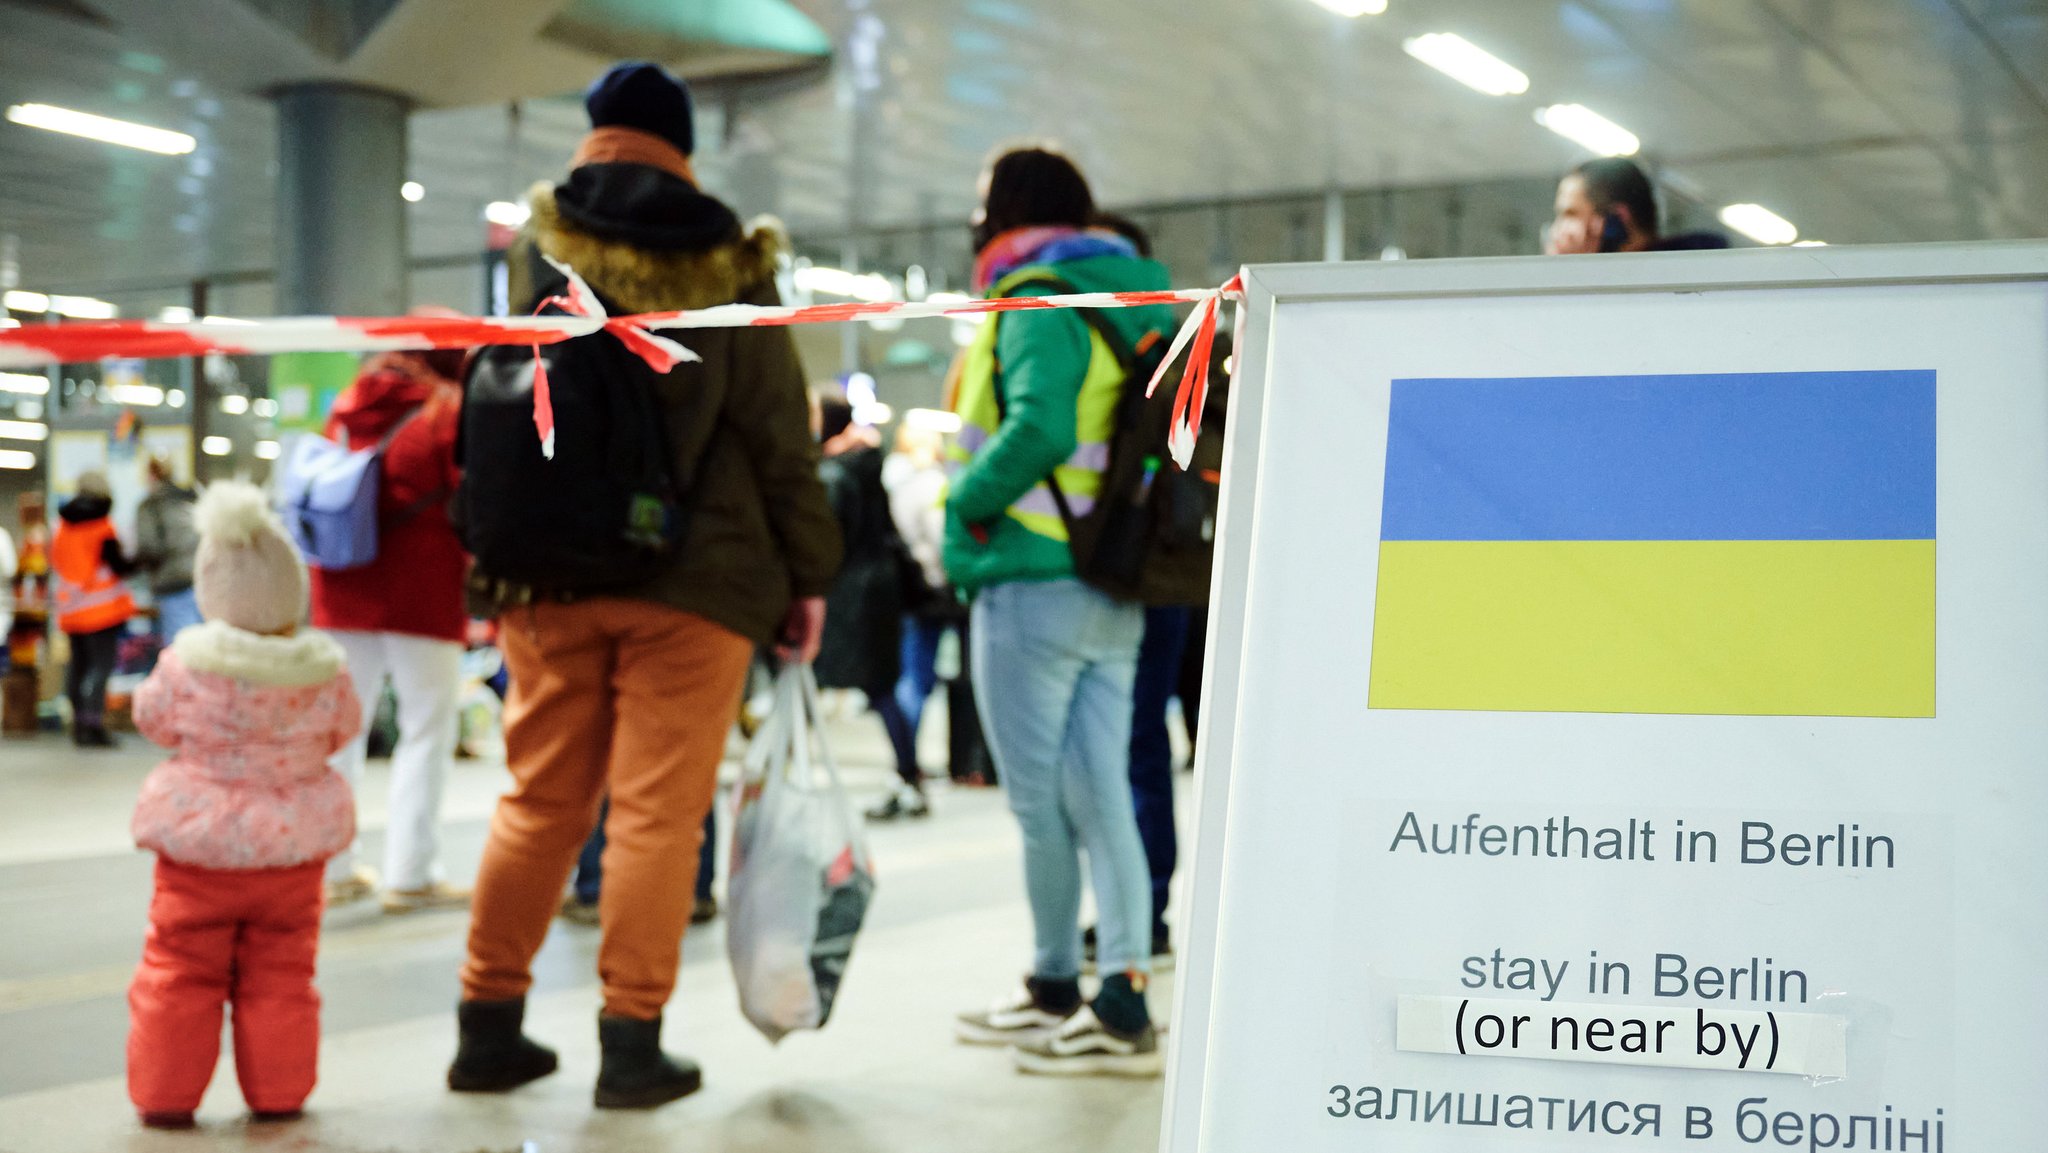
74, 724, 116, 749
595, 1013, 702, 1109
447, 999, 558, 1093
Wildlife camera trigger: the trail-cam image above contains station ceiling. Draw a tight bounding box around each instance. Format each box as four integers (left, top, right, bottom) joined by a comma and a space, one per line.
1, 0, 2044, 299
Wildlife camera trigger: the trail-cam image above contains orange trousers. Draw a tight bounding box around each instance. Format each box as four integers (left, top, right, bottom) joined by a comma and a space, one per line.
462, 599, 753, 1020
128, 858, 325, 1116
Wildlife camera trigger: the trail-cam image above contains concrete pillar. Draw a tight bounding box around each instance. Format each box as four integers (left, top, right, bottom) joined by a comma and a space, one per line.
274, 83, 409, 316
1324, 186, 1347, 263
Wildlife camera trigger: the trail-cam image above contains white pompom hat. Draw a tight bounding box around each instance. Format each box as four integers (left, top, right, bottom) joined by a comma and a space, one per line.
193, 480, 309, 635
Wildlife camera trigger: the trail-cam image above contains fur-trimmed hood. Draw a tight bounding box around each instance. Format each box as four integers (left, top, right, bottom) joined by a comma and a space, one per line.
170, 621, 346, 688
524, 177, 787, 315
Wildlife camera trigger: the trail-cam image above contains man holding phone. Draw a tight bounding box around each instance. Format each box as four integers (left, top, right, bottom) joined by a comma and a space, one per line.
1545, 157, 1730, 255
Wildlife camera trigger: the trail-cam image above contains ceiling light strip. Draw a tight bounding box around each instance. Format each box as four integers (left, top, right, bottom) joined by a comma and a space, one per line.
1403, 33, 1529, 96
6, 103, 195, 155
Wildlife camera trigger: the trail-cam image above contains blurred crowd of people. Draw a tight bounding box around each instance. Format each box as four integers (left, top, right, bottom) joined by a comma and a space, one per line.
49, 59, 1223, 1130
0, 53, 1726, 1130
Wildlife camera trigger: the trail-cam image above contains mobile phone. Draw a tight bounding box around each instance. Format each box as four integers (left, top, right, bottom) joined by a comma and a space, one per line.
1599, 213, 1630, 253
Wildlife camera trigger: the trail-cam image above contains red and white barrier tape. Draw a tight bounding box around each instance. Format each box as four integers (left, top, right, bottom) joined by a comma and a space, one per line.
0, 269, 1242, 467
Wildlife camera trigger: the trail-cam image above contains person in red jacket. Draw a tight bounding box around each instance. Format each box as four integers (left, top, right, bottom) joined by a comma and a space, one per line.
310, 348, 470, 914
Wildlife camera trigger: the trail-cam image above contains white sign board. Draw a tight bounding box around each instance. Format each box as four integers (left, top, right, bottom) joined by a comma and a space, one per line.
1165, 243, 2048, 1152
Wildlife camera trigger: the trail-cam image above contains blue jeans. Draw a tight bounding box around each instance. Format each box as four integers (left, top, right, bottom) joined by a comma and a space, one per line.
1131, 605, 1191, 935
156, 588, 202, 641
576, 800, 715, 905
971, 578, 1149, 978
874, 691, 921, 787
889, 615, 949, 786
895, 615, 946, 740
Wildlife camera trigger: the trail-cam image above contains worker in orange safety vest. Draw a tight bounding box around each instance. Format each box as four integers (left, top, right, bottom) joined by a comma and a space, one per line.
53, 471, 138, 747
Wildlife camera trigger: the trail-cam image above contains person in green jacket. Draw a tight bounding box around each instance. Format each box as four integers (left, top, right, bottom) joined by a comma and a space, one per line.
945, 148, 1176, 1077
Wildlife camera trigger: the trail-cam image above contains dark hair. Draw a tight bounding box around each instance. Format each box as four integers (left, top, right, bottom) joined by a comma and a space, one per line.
979, 148, 1095, 248
1572, 158, 1659, 237
1091, 212, 1152, 258
418, 348, 468, 383
818, 394, 854, 443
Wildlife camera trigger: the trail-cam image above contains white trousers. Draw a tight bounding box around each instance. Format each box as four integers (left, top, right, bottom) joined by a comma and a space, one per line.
325, 629, 463, 891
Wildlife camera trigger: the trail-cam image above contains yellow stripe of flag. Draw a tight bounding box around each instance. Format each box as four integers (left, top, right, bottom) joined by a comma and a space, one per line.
1368, 539, 1935, 717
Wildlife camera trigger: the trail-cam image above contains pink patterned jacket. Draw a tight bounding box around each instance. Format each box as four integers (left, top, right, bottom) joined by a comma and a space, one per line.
132, 621, 362, 870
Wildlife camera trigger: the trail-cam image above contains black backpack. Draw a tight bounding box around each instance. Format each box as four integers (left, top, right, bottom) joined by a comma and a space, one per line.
994, 278, 1219, 607
457, 262, 698, 596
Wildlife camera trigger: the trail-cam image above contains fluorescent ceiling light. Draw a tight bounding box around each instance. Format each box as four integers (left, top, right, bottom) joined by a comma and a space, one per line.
106, 383, 164, 407
3, 290, 116, 318
484, 201, 530, 227
904, 407, 963, 434
853, 402, 894, 426
201, 436, 232, 457
0, 450, 35, 471
796, 266, 894, 302
157, 306, 195, 323
219, 394, 250, 415
924, 291, 971, 305
0, 419, 47, 442
49, 294, 116, 319
166, 389, 186, 407
255, 440, 281, 460
252, 398, 279, 418
0, 372, 49, 395
1310, 0, 1387, 15
6, 103, 195, 155
1720, 203, 1800, 246
1403, 33, 1529, 96
1792, 239, 1828, 248
1535, 104, 1640, 157
401, 181, 425, 203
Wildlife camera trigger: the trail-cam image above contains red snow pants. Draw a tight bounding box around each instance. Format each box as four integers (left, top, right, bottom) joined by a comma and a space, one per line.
127, 857, 326, 1117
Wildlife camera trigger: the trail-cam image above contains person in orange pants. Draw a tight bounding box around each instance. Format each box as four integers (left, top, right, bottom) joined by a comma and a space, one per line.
125, 483, 360, 1129
448, 61, 839, 1113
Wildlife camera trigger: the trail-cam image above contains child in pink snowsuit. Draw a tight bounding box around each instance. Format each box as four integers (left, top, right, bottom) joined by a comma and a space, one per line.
127, 481, 361, 1129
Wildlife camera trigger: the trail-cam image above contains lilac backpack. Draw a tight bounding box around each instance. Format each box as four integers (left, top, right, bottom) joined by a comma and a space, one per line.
276, 410, 419, 571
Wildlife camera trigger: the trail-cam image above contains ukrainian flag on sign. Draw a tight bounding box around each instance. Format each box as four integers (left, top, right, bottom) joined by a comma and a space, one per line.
1369, 370, 1935, 718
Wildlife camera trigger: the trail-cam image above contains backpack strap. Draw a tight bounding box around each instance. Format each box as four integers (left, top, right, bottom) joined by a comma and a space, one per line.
987, 273, 1155, 529
989, 274, 1137, 393
376, 405, 424, 453
336, 403, 423, 453
372, 405, 443, 533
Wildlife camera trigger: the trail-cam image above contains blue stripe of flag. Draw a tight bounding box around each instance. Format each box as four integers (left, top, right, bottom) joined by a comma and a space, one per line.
1380, 370, 1935, 542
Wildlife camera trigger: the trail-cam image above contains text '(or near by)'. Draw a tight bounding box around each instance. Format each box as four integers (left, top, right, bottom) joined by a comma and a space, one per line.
1450, 1002, 1786, 1070
1323, 1089, 1946, 1149
1390, 813, 1897, 868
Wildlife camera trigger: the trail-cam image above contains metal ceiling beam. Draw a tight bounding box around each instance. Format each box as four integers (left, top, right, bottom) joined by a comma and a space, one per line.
346, 0, 592, 108
1749, 0, 2047, 237
1577, 0, 1932, 243
81, 0, 336, 92
69, 0, 833, 109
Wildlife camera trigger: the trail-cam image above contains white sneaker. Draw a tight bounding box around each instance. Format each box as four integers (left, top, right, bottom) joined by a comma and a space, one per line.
954, 981, 1077, 1046
324, 866, 378, 908
866, 783, 931, 822
1013, 1006, 1164, 1078
381, 881, 473, 915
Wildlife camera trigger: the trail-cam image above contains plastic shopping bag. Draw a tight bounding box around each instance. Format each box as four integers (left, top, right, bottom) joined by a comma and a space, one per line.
726, 664, 877, 1043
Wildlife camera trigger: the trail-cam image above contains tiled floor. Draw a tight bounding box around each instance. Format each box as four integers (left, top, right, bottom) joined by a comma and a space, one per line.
0, 705, 1187, 1152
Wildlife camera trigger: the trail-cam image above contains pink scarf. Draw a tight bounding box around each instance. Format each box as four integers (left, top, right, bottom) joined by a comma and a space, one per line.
972, 226, 1082, 293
